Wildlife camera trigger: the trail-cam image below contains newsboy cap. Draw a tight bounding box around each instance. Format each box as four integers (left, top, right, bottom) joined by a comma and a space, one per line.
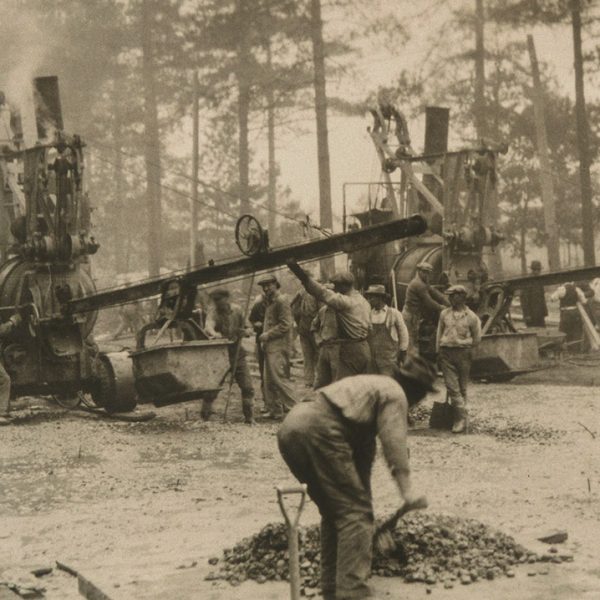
208, 288, 230, 300
257, 274, 280, 287
329, 271, 355, 285
445, 284, 467, 295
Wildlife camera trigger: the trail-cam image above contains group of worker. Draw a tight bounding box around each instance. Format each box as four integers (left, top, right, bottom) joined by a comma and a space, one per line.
521, 259, 600, 351
202, 259, 482, 436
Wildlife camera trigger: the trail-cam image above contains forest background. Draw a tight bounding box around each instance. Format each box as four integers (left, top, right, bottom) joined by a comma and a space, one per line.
1, 0, 599, 289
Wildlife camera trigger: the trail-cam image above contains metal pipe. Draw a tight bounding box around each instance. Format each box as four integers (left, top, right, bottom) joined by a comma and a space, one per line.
66, 215, 427, 314
485, 265, 600, 291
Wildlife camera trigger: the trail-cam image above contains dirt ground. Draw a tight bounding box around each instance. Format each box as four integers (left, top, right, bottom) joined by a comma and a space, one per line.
1, 356, 599, 600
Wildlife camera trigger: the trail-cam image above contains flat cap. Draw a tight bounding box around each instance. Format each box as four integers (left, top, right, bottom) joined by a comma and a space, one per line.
329, 271, 355, 285
208, 287, 230, 299
257, 273, 280, 287
364, 284, 388, 296
416, 261, 434, 272
445, 284, 467, 295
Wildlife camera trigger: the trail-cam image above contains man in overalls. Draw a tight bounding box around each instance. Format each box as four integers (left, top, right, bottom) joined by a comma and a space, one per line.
365, 284, 409, 376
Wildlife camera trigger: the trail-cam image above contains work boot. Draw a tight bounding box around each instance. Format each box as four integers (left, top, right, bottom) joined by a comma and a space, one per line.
452, 406, 468, 434
242, 398, 256, 425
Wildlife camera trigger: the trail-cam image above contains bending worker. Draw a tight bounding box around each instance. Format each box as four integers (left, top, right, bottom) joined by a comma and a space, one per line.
402, 261, 449, 354
277, 355, 435, 600
365, 284, 409, 376
287, 261, 371, 382
436, 284, 481, 434
204, 288, 255, 424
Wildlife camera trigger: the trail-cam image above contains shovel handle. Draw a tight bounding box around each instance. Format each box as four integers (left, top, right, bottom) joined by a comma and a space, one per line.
276, 484, 307, 530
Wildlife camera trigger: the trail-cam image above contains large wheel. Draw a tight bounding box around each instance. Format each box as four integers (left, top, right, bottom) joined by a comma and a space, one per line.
235, 215, 265, 256
90, 352, 137, 414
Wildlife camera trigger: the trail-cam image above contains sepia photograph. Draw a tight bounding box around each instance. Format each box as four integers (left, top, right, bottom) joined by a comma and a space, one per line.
0, 0, 599, 598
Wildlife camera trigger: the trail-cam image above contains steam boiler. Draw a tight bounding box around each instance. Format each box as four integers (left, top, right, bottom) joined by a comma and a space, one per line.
348, 104, 539, 379
0, 76, 133, 408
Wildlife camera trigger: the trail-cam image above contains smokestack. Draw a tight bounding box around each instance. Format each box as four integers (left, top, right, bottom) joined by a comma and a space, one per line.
32, 76, 63, 140
424, 106, 449, 155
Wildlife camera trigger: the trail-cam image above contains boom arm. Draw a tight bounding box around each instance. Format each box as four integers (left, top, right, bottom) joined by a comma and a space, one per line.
484, 265, 600, 292
66, 215, 427, 314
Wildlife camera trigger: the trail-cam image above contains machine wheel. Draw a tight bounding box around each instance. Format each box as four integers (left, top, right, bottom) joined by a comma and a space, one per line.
90, 353, 137, 414
51, 393, 82, 409
235, 215, 265, 256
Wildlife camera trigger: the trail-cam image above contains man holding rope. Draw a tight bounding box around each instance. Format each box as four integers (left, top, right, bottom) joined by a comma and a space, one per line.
204, 288, 255, 424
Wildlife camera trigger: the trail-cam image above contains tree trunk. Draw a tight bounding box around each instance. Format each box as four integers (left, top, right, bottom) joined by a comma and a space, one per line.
474, 0, 486, 141
141, 0, 162, 277
112, 77, 127, 274
519, 197, 529, 275
571, 0, 595, 266
191, 69, 200, 268
266, 41, 277, 240
310, 0, 334, 278
236, 0, 251, 217
527, 34, 561, 271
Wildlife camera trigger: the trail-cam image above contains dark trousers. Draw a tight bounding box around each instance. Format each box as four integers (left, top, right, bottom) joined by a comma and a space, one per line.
560, 309, 583, 350
314, 344, 340, 389
278, 397, 375, 599
264, 344, 297, 417
439, 346, 472, 408
299, 331, 319, 386
338, 340, 370, 380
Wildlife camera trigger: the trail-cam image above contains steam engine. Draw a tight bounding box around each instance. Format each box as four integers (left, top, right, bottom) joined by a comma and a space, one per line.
0, 77, 102, 399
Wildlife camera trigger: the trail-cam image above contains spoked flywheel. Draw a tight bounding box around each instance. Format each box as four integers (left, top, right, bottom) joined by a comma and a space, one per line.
235, 215, 267, 256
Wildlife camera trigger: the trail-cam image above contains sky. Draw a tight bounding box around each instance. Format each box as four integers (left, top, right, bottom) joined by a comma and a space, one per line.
270, 9, 579, 232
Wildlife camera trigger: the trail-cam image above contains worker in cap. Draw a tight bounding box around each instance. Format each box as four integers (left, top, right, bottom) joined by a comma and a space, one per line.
365, 284, 409, 376
287, 261, 371, 386
204, 287, 255, 424
257, 273, 280, 288
257, 273, 297, 419
278, 354, 435, 600
436, 284, 481, 434
520, 260, 548, 328
402, 261, 449, 355
291, 267, 320, 387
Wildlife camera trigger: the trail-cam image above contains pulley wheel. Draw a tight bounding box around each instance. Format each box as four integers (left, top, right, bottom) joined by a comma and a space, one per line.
235, 214, 265, 256
90, 352, 137, 414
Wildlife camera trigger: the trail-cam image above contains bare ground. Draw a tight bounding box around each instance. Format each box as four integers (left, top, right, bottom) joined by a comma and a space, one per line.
1, 361, 599, 600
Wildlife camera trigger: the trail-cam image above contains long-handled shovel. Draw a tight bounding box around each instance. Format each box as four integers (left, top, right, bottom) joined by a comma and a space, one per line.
276, 484, 308, 600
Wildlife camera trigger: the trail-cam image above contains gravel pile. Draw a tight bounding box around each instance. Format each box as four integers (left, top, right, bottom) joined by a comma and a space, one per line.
469, 417, 563, 443
206, 513, 572, 593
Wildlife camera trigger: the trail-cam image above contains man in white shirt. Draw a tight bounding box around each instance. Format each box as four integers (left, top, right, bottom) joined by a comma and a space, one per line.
365, 284, 409, 376
436, 285, 482, 434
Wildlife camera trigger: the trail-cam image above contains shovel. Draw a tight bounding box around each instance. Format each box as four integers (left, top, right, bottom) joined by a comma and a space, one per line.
276, 484, 308, 600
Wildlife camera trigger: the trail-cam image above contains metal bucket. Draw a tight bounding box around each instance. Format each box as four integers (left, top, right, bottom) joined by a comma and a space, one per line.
471, 332, 539, 382
130, 340, 230, 407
